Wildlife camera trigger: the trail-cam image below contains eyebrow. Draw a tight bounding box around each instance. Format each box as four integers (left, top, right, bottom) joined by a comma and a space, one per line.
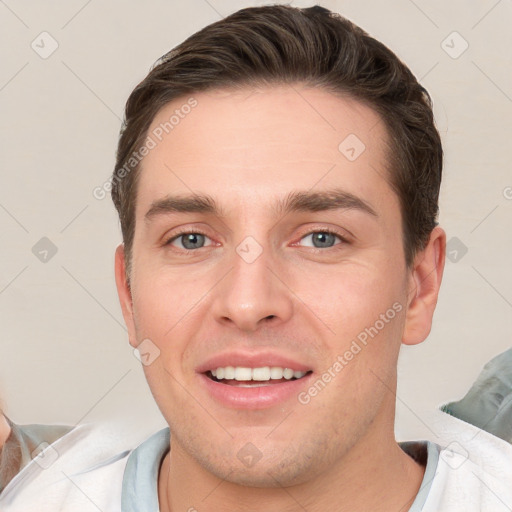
144, 188, 378, 222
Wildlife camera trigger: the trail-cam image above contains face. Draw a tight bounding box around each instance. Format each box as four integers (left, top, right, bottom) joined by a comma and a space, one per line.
115, 85, 440, 486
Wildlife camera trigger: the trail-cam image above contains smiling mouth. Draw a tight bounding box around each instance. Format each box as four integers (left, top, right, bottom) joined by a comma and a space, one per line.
206, 366, 313, 387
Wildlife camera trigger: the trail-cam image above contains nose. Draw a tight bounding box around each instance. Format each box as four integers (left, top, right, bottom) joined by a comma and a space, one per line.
211, 240, 294, 332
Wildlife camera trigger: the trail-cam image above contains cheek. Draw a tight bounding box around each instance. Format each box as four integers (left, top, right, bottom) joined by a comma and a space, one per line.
131, 268, 200, 340
130, 262, 220, 387
294, 261, 405, 341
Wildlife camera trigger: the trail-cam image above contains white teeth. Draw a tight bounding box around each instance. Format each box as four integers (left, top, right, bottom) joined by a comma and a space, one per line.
283, 368, 294, 379
252, 367, 270, 381
224, 366, 235, 379
270, 367, 283, 379
234, 367, 252, 381
210, 366, 307, 382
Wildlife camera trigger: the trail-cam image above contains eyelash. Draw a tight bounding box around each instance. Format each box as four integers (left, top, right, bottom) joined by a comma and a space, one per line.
163, 227, 349, 253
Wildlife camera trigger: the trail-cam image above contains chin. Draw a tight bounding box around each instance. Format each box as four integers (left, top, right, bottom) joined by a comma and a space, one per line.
192, 437, 326, 489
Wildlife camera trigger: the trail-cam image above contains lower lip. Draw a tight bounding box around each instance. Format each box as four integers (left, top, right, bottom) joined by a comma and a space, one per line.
198, 373, 314, 409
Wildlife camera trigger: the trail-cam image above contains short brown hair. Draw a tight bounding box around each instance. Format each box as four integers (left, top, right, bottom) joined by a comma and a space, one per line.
111, 5, 442, 278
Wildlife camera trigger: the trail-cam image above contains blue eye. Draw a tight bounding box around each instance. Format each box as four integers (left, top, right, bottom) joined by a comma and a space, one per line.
299, 230, 344, 249
164, 228, 347, 253
166, 232, 212, 250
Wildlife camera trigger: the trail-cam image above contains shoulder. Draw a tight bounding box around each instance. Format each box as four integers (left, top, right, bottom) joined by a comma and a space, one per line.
422, 410, 512, 511
0, 420, 141, 512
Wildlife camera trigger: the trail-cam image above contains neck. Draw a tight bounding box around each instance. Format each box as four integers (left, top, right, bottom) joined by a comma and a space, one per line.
159, 420, 425, 512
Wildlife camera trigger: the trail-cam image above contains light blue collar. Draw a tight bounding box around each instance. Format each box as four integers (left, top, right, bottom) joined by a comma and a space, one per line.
121, 428, 170, 512
400, 440, 440, 511
121, 429, 439, 512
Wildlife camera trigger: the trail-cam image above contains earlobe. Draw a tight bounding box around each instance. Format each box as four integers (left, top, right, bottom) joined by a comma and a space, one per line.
402, 226, 446, 346
114, 244, 138, 348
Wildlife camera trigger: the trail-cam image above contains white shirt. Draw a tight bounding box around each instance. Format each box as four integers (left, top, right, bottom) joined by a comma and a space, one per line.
1, 411, 511, 511
411, 410, 512, 511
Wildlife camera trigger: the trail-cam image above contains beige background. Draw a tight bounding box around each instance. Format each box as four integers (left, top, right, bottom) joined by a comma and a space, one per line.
0, 0, 511, 444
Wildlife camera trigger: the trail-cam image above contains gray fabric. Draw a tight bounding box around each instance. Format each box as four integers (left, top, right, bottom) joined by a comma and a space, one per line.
441, 347, 512, 444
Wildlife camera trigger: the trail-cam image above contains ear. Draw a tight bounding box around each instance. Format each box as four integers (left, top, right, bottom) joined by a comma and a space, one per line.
114, 244, 138, 348
402, 226, 446, 346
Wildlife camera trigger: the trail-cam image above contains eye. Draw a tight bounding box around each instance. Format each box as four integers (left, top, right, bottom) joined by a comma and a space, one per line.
164, 228, 347, 252
165, 231, 213, 250
298, 229, 346, 249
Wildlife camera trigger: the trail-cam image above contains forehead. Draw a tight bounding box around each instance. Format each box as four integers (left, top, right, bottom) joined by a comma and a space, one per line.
136, 85, 396, 221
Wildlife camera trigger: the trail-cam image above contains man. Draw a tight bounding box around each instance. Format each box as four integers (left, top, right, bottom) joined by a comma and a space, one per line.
109, 4, 512, 510
2, 4, 511, 511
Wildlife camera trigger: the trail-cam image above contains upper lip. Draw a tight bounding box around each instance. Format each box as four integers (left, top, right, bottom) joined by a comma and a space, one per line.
196, 351, 313, 374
